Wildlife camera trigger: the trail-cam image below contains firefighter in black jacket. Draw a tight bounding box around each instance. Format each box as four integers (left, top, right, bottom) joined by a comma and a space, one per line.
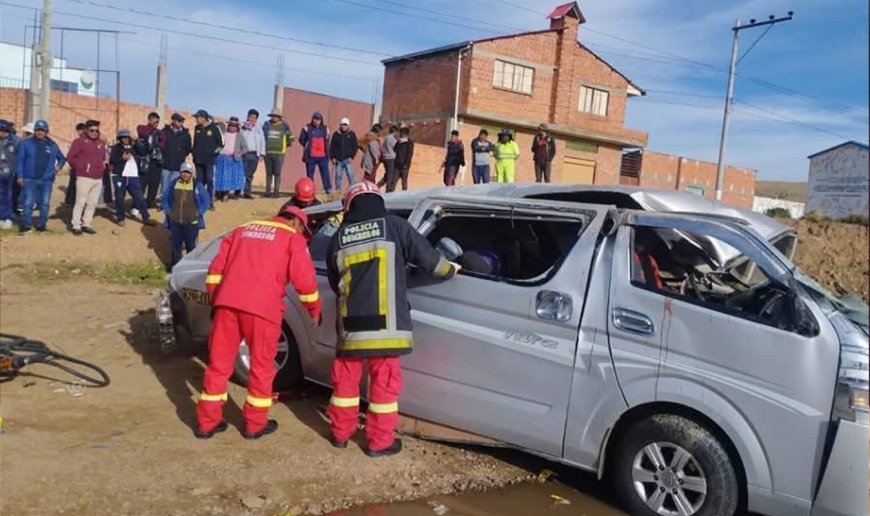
191, 109, 224, 209
325, 181, 459, 457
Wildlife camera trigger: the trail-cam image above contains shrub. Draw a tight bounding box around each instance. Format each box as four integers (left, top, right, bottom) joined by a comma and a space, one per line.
840, 214, 870, 226
764, 207, 792, 219
803, 210, 826, 223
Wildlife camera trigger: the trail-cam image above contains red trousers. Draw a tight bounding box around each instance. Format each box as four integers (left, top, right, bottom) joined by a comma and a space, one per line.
196, 307, 280, 434
327, 356, 402, 451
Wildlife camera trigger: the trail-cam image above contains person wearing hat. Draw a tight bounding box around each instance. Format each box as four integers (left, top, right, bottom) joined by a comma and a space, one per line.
239, 109, 266, 199
67, 119, 107, 235
197, 204, 321, 440
214, 116, 248, 202
299, 111, 332, 196
162, 162, 211, 270
15, 120, 66, 234
109, 129, 156, 228
278, 177, 322, 240
532, 123, 556, 183
325, 181, 460, 456
0, 119, 20, 230
64, 122, 89, 206
161, 113, 192, 197
261, 108, 294, 198
329, 117, 358, 194
493, 128, 520, 184
192, 109, 224, 209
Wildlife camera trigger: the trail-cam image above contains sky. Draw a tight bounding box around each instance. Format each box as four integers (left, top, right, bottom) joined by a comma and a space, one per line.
0, 0, 867, 181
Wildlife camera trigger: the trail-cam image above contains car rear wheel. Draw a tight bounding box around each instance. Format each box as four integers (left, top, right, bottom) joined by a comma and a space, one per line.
232, 323, 304, 391
611, 414, 738, 516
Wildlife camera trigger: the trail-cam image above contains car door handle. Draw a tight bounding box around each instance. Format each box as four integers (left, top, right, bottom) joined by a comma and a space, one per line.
612, 308, 655, 336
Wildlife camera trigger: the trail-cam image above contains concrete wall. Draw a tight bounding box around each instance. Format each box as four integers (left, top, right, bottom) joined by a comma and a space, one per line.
805, 144, 869, 219
635, 150, 756, 209
753, 196, 806, 218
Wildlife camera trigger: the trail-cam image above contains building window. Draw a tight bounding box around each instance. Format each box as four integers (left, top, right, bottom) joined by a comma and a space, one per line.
50, 79, 78, 94
686, 185, 705, 196
579, 86, 609, 116
493, 60, 533, 95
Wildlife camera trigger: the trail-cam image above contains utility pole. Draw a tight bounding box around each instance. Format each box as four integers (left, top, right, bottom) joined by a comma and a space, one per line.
272, 53, 285, 112
715, 12, 793, 201
37, 0, 53, 122
155, 34, 168, 118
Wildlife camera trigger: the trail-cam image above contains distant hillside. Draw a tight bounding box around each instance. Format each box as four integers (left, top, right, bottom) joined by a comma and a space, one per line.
755, 181, 807, 202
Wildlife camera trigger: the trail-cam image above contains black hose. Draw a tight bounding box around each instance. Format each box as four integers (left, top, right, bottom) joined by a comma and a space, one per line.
0, 333, 110, 387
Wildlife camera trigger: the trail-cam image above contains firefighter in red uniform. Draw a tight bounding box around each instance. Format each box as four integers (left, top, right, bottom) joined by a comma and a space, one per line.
196, 205, 322, 440
326, 181, 459, 457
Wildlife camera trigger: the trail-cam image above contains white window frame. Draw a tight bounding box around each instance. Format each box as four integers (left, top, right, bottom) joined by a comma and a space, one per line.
579, 86, 609, 116
493, 59, 534, 95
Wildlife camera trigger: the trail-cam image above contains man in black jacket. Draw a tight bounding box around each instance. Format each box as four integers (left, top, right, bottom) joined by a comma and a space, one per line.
329, 117, 358, 195
391, 127, 414, 192
532, 123, 556, 183
161, 113, 192, 195
192, 109, 224, 210
326, 181, 459, 457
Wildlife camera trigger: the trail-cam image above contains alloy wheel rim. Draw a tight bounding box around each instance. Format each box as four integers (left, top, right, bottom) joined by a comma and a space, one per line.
631, 441, 708, 516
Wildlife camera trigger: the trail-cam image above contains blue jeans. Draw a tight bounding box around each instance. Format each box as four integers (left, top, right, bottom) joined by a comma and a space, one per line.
473, 164, 491, 184
161, 169, 180, 197
334, 159, 355, 192
169, 222, 199, 268
0, 173, 13, 221
305, 157, 331, 194
112, 175, 150, 223
20, 179, 53, 229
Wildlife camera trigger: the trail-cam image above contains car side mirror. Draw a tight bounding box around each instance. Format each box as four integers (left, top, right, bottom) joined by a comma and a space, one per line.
536, 290, 573, 322
789, 290, 819, 337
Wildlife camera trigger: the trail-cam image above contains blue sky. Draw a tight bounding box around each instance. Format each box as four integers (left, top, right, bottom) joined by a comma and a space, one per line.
1, 0, 867, 181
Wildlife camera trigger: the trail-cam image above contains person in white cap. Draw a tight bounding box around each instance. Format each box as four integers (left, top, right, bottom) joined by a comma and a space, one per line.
329, 117, 359, 194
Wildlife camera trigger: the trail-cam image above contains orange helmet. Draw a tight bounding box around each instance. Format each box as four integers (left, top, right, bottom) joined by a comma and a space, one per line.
342, 181, 381, 212
294, 177, 316, 203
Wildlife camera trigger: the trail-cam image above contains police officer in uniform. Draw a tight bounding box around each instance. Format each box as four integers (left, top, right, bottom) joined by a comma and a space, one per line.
326, 181, 459, 457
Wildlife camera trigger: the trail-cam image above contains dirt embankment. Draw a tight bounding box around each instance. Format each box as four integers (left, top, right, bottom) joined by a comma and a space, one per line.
788, 219, 869, 303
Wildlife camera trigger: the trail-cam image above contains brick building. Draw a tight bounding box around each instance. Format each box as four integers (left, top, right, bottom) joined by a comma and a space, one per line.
380, 1, 648, 188
620, 150, 757, 209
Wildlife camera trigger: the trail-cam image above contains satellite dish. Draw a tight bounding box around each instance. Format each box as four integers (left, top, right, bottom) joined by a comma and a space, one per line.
80, 69, 96, 89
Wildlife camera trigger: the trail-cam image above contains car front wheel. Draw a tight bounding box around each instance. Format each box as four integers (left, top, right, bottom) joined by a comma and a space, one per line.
611, 414, 739, 516
232, 323, 304, 391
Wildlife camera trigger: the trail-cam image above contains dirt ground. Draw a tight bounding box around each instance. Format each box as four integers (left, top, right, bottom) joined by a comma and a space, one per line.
0, 183, 867, 515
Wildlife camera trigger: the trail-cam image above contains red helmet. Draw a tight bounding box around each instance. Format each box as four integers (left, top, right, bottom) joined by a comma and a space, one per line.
294, 177, 316, 203
342, 181, 381, 212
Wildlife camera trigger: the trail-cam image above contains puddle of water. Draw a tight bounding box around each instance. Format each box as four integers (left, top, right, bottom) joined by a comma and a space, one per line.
329, 481, 626, 516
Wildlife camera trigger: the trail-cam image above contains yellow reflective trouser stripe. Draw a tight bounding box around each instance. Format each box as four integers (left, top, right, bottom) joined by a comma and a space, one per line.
330, 395, 360, 408
299, 291, 320, 303
205, 274, 223, 285
368, 401, 398, 414
200, 392, 228, 402
248, 220, 296, 233
245, 395, 273, 408
341, 338, 412, 351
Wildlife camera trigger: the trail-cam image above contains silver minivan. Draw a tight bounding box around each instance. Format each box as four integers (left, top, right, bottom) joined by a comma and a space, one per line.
160, 185, 868, 516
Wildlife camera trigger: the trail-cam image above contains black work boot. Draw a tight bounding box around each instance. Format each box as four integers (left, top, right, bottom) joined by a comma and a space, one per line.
194, 420, 228, 439
243, 419, 278, 440
364, 439, 402, 458
329, 436, 348, 449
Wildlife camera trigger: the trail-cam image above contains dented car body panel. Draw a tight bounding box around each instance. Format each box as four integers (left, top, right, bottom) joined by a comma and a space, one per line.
161, 185, 866, 516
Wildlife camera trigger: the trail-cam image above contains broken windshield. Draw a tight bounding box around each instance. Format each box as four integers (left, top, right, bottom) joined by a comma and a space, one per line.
793, 268, 869, 329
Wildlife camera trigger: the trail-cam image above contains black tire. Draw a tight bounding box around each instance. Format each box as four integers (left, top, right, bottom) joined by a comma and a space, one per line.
232, 323, 305, 391
610, 414, 739, 516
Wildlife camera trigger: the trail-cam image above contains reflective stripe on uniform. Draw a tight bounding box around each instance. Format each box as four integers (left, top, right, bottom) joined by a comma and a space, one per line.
434, 257, 451, 277
205, 274, 223, 285
200, 392, 228, 402
340, 338, 412, 351
368, 401, 398, 414
245, 395, 273, 408
247, 220, 296, 233
299, 291, 320, 303
330, 395, 360, 408
340, 248, 389, 318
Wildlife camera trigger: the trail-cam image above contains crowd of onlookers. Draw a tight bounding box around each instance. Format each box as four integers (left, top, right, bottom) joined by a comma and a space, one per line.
0, 110, 558, 269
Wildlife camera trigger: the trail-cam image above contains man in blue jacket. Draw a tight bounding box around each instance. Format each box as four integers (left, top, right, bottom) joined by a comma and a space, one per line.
298, 111, 332, 196
162, 162, 211, 270
16, 120, 66, 234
